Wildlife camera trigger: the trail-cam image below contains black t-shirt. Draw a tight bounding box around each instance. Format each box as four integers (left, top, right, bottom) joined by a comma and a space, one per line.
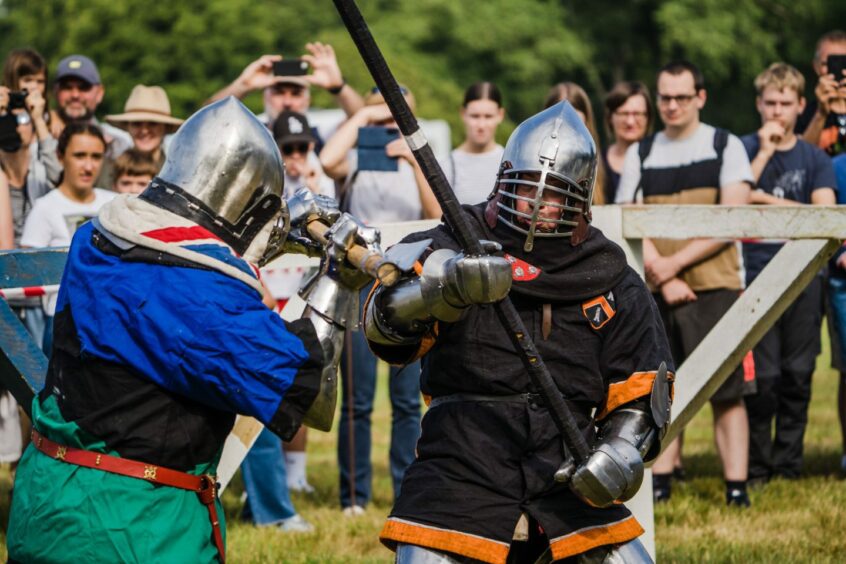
741, 133, 836, 283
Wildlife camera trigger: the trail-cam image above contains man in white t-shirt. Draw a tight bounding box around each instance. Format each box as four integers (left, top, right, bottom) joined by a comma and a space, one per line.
21, 123, 115, 348
617, 61, 754, 507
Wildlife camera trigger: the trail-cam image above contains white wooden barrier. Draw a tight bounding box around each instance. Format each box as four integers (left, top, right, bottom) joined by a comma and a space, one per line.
217, 205, 846, 561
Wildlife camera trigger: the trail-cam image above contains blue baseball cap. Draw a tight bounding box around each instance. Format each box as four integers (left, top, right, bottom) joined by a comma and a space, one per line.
56, 55, 101, 85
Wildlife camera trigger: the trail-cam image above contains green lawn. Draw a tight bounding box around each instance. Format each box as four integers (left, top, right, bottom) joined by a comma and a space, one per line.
1, 335, 844, 562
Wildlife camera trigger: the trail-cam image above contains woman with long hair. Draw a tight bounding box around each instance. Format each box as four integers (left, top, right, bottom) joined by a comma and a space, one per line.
544, 82, 607, 204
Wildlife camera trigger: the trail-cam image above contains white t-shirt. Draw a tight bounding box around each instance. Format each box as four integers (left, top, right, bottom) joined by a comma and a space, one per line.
345, 150, 422, 225
615, 123, 753, 203
441, 145, 504, 206
21, 188, 116, 315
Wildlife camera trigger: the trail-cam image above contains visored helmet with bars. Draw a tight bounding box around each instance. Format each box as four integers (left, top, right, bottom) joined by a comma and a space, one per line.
488, 101, 596, 251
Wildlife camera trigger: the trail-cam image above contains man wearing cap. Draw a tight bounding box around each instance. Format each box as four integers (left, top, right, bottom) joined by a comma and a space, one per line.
274, 110, 334, 199
50, 55, 133, 185
208, 42, 363, 152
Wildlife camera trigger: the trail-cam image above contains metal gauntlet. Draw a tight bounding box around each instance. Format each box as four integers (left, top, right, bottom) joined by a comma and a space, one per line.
365, 244, 512, 346
569, 408, 659, 508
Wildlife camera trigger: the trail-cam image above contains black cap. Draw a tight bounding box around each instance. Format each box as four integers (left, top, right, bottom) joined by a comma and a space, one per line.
273, 111, 316, 146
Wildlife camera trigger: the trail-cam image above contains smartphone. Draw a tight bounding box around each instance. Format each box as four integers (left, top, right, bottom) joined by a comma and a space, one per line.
828, 54, 846, 82
273, 59, 309, 76
357, 127, 400, 172
0, 114, 22, 152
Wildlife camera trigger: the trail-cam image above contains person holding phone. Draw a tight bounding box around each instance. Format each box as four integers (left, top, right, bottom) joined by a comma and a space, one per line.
319, 86, 439, 221
319, 86, 432, 517
206, 42, 364, 150
439, 82, 505, 207
797, 30, 846, 156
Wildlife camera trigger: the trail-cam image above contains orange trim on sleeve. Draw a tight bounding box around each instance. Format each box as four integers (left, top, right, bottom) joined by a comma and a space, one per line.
549, 516, 644, 561
596, 370, 675, 420
380, 517, 510, 564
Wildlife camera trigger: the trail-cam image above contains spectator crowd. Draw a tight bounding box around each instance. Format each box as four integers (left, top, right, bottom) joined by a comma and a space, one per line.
1, 29, 846, 531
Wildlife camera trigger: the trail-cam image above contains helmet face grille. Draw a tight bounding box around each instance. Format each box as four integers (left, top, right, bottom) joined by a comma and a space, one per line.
492, 101, 597, 251
495, 165, 591, 251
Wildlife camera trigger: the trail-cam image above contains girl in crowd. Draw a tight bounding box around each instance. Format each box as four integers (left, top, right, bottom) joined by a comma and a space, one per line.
603, 81, 653, 204
21, 123, 115, 352
443, 82, 506, 205
544, 82, 607, 204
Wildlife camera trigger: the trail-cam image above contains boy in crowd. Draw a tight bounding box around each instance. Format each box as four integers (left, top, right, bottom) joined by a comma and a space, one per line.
112, 149, 157, 195
742, 63, 836, 483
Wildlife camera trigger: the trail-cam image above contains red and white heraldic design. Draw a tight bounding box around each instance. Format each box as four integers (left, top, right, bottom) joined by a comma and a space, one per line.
504, 253, 541, 282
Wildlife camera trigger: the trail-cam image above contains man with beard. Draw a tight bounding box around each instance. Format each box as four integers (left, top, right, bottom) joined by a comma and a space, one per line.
50, 54, 132, 183
363, 101, 674, 563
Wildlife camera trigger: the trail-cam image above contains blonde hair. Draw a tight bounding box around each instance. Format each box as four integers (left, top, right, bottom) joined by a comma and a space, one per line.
754, 63, 805, 97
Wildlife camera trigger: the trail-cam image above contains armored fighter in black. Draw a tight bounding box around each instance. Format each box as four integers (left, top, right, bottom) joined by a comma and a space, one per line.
364, 102, 675, 563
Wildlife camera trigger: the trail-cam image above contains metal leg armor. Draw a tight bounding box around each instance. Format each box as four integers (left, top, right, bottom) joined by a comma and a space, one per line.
396, 543, 478, 564
576, 538, 653, 564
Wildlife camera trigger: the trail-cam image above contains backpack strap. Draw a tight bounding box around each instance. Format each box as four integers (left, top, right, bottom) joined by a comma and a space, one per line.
712, 127, 729, 167
633, 133, 656, 203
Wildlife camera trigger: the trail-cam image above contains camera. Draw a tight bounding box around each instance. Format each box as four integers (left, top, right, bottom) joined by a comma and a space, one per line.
273, 60, 309, 77
7, 90, 28, 111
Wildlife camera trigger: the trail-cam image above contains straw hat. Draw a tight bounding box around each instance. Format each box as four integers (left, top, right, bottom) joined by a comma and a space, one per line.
106, 85, 184, 132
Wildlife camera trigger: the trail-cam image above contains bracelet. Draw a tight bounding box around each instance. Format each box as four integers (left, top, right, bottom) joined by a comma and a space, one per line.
327, 79, 346, 95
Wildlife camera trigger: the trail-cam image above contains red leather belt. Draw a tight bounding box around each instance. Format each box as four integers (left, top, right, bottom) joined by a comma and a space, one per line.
31, 429, 225, 562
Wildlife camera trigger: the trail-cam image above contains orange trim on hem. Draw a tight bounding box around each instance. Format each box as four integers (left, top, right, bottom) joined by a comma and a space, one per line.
549, 516, 644, 561
597, 370, 675, 420
380, 517, 510, 564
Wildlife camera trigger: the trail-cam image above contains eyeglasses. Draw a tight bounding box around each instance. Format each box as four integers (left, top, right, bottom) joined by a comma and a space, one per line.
613, 111, 648, 121
657, 93, 698, 106
281, 143, 309, 156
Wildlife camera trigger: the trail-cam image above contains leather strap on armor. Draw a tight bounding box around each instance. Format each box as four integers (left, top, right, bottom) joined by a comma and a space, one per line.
31, 430, 225, 563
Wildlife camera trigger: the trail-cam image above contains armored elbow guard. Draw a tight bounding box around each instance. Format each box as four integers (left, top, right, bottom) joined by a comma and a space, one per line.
365, 242, 512, 346
570, 363, 671, 507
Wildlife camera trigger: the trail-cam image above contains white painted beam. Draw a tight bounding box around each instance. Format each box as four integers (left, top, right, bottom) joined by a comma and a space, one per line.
622, 205, 846, 240
665, 238, 840, 441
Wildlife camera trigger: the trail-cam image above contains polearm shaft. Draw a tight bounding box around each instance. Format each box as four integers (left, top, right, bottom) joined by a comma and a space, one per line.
331, 0, 591, 464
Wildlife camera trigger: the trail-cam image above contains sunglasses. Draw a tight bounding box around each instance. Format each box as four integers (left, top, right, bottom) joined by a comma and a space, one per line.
281, 143, 309, 156
370, 86, 409, 95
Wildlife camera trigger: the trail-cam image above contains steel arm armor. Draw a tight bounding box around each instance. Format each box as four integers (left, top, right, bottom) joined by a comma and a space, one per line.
365, 246, 512, 347
570, 365, 672, 508
298, 214, 380, 431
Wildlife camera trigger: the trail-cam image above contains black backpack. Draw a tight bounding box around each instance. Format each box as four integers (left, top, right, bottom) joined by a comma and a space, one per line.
633, 127, 729, 203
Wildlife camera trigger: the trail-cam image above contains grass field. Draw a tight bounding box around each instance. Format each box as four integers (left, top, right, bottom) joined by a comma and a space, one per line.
1, 336, 844, 562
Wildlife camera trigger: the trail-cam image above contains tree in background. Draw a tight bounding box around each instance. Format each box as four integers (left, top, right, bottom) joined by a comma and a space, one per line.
1, 0, 843, 145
